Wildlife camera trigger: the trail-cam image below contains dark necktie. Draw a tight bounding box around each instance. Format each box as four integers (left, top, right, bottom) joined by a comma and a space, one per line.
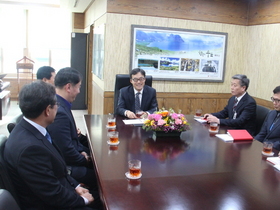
135, 92, 141, 112
270, 113, 280, 131
45, 132, 52, 144
233, 97, 238, 111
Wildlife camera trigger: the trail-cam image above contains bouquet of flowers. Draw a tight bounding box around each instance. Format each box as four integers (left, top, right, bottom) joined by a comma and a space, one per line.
142, 108, 190, 133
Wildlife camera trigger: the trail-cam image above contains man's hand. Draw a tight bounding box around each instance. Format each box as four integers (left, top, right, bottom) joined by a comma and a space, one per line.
126, 111, 137, 119
77, 128, 81, 137
75, 186, 89, 195
206, 115, 220, 124
76, 186, 94, 204
81, 151, 90, 162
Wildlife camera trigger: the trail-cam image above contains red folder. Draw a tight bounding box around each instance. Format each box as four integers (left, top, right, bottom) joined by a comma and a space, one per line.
227, 129, 253, 141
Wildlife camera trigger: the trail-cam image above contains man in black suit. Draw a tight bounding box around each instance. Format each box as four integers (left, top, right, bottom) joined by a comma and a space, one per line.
116, 68, 158, 118
4, 81, 95, 210
204, 74, 256, 135
47, 67, 98, 191
255, 86, 280, 150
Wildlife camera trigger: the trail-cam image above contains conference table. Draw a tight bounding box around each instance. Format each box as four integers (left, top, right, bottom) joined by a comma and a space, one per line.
84, 115, 280, 210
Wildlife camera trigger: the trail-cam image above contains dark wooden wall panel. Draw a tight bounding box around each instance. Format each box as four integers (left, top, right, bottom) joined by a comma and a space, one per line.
107, 0, 249, 25
248, 0, 280, 25
103, 91, 274, 115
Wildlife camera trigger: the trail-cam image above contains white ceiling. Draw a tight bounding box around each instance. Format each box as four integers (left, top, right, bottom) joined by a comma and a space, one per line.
0, 0, 93, 13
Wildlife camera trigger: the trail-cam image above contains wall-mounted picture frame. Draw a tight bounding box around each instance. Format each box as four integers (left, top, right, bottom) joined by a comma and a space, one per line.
130, 25, 228, 82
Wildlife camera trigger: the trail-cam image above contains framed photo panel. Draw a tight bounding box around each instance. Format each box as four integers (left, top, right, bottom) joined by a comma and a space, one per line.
130, 25, 228, 82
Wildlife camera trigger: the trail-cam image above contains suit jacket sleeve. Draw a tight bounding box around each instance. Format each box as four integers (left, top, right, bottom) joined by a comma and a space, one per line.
17, 145, 85, 209
116, 87, 128, 116
48, 110, 87, 166
211, 99, 230, 119
254, 112, 271, 142
143, 86, 158, 114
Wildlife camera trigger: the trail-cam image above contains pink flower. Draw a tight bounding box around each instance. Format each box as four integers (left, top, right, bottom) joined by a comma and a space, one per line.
175, 119, 182, 125
152, 114, 162, 121
171, 113, 179, 119
157, 119, 166, 126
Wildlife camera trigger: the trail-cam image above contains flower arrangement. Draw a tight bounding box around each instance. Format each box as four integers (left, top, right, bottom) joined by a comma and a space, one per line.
142, 108, 190, 133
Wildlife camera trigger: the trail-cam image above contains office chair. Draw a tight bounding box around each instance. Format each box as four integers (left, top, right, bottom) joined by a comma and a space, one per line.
113, 74, 153, 114
255, 105, 270, 136
0, 189, 20, 210
0, 135, 20, 207
7, 114, 23, 133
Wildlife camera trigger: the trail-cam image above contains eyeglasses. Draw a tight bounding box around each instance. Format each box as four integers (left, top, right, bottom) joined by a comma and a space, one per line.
51, 102, 60, 107
132, 77, 145, 82
271, 97, 280, 103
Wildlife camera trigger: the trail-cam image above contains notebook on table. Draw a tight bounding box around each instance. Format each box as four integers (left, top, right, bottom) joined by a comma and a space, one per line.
227, 129, 253, 141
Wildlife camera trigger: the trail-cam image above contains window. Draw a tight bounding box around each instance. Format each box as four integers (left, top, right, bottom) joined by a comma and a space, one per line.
0, 6, 71, 74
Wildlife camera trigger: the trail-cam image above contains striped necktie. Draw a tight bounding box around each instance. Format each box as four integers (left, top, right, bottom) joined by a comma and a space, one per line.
45, 132, 52, 144
135, 92, 141, 112
233, 97, 238, 111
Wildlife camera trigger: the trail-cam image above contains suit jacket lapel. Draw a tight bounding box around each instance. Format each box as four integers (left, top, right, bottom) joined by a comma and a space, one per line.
128, 86, 135, 112
58, 97, 77, 130
141, 86, 148, 110
267, 111, 280, 138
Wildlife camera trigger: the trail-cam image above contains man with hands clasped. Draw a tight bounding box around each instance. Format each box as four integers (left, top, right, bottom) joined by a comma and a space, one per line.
47, 68, 99, 194
116, 68, 158, 119
204, 74, 256, 135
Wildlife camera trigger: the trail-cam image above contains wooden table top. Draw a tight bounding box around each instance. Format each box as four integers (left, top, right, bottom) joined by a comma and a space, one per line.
84, 115, 280, 210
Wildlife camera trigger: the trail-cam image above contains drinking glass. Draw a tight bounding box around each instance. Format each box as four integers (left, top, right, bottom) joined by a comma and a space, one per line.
209, 122, 219, 133
263, 141, 273, 154
107, 115, 116, 127
108, 131, 119, 143
128, 159, 141, 177
195, 109, 202, 117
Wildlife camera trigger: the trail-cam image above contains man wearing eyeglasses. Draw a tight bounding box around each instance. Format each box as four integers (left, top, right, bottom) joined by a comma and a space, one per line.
116, 68, 158, 118
204, 74, 257, 135
255, 86, 280, 150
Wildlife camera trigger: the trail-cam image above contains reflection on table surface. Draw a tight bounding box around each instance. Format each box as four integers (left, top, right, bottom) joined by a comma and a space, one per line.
84, 115, 280, 210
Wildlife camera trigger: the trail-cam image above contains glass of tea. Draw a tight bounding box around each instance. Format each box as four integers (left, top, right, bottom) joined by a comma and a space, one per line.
128, 159, 141, 177
107, 116, 116, 127
263, 141, 273, 154
135, 110, 144, 118
109, 131, 119, 144
209, 122, 219, 133
195, 109, 202, 117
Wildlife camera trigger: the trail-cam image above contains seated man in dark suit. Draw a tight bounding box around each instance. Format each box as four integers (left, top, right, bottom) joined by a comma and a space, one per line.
116, 68, 158, 118
204, 74, 256, 135
254, 86, 280, 150
4, 81, 96, 210
47, 67, 98, 191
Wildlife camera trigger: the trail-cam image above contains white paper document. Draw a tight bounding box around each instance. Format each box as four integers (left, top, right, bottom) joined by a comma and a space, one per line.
267, 157, 280, 165
215, 134, 234, 142
123, 119, 145, 126
194, 118, 207, 123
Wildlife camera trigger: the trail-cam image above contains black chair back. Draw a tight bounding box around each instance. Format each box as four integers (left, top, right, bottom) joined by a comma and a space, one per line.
255, 105, 270, 136
0, 135, 20, 207
0, 189, 20, 210
113, 74, 152, 114
7, 114, 23, 134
